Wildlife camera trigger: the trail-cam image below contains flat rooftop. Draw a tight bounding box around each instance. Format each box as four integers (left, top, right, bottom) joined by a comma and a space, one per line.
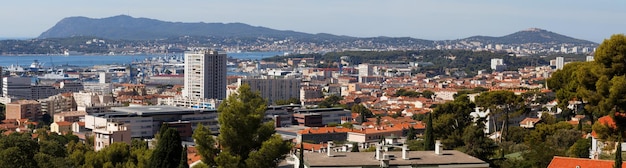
303, 150, 488, 167
92, 106, 217, 118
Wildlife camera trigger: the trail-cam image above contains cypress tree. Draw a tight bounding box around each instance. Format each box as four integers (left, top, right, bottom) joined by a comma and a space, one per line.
616, 134, 623, 168
179, 145, 189, 168
299, 143, 305, 168
407, 127, 416, 140
149, 128, 182, 168
424, 113, 435, 150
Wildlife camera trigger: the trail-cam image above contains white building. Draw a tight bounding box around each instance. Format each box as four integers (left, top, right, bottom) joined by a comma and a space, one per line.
556, 57, 564, 70
490, 59, 506, 72
586, 56, 595, 62
93, 122, 131, 151
235, 78, 301, 104
183, 50, 227, 100
85, 106, 219, 138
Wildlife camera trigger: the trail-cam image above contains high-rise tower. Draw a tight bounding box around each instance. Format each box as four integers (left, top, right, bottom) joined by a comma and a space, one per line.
183, 50, 227, 100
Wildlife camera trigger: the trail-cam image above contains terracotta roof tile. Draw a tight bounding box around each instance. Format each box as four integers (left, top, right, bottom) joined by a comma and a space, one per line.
548, 156, 626, 168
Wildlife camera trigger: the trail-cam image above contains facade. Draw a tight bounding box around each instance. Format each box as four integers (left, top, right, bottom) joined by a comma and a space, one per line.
39, 93, 76, 116
183, 50, 227, 100
490, 58, 506, 72
296, 108, 352, 126
236, 78, 301, 104
2, 77, 83, 100
157, 96, 220, 110
50, 121, 72, 133
93, 122, 132, 151
6, 100, 42, 121
54, 111, 87, 122
556, 57, 564, 70
85, 106, 219, 138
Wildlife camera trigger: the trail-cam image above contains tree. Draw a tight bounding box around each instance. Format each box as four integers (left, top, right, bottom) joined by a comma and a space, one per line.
475, 90, 524, 142
351, 104, 373, 123
351, 142, 360, 152
569, 138, 591, 158
424, 113, 435, 151
462, 118, 496, 161
422, 90, 435, 99
299, 143, 305, 168
0, 133, 39, 168
148, 128, 182, 168
406, 127, 416, 140
216, 84, 290, 167
179, 145, 189, 168
192, 124, 218, 167
430, 95, 474, 148
616, 136, 623, 168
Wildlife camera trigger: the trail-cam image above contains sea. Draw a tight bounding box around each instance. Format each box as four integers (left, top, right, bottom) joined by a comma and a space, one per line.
0, 51, 286, 68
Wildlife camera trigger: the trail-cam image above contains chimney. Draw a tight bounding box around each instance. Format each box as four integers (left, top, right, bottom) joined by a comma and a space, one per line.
402, 144, 409, 160
327, 141, 334, 157
435, 140, 442, 155
375, 143, 382, 160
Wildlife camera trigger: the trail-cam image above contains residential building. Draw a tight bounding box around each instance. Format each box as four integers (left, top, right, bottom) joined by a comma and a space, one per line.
548, 156, 626, 168
39, 93, 76, 116
183, 50, 227, 100
2, 77, 83, 100
93, 122, 132, 151
6, 100, 42, 121
158, 96, 220, 110
50, 121, 72, 133
235, 78, 301, 104
293, 144, 488, 168
294, 108, 352, 126
556, 57, 564, 70
54, 111, 87, 122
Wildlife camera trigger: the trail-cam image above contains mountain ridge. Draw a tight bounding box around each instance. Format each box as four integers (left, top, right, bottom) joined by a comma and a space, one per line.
38, 15, 597, 45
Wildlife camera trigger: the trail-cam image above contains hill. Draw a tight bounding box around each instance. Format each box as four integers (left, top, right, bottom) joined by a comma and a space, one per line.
458, 28, 596, 45
38, 15, 320, 40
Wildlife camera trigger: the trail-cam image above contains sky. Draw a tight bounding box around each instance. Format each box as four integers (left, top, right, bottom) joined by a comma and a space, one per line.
1, 0, 624, 43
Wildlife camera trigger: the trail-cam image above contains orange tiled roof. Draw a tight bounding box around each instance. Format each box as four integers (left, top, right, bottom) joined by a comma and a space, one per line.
187, 146, 202, 165
548, 156, 626, 168
298, 127, 353, 135
55, 121, 72, 126
295, 142, 327, 151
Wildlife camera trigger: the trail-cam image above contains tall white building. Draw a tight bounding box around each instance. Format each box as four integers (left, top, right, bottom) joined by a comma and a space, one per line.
183, 50, 227, 100
556, 57, 564, 70
490, 59, 506, 72
235, 78, 301, 104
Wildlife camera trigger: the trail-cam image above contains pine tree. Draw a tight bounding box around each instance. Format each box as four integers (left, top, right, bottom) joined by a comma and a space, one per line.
424, 113, 435, 150
216, 84, 291, 167
350, 142, 360, 152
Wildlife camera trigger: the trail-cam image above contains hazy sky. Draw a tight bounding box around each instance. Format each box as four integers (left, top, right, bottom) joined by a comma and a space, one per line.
1, 0, 624, 43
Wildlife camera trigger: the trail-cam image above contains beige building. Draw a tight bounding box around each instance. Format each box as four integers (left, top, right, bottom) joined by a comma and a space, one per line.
54, 111, 87, 122
50, 121, 72, 133
39, 93, 76, 116
235, 78, 301, 104
93, 122, 131, 151
183, 50, 227, 100
6, 100, 42, 121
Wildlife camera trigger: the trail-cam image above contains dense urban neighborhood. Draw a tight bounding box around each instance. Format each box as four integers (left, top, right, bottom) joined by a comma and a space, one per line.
1, 15, 626, 168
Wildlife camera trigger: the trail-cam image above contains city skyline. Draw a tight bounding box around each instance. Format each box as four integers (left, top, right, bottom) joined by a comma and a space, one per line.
1, 0, 625, 43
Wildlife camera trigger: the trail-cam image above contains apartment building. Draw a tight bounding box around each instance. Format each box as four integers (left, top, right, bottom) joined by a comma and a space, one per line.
183, 50, 227, 100
235, 78, 301, 104
6, 100, 42, 121
93, 122, 132, 151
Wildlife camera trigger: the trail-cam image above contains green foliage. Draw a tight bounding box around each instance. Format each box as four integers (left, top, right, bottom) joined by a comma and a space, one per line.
461, 122, 497, 161
245, 134, 292, 168
274, 97, 301, 105
0, 103, 5, 120
568, 138, 591, 158
149, 128, 183, 168
406, 140, 425, 151
475, 90, 524, 142
318, 95, 343, 108
0, 133, 39, 168
352, 104, 373, 123
179, 145, 189, 168
430, 95, 475, 148
424, 113, 435, 151
350, 142, 360, 152
406, 127, 416, 140
216, 84, 290, 167
192, 124, 217, 166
